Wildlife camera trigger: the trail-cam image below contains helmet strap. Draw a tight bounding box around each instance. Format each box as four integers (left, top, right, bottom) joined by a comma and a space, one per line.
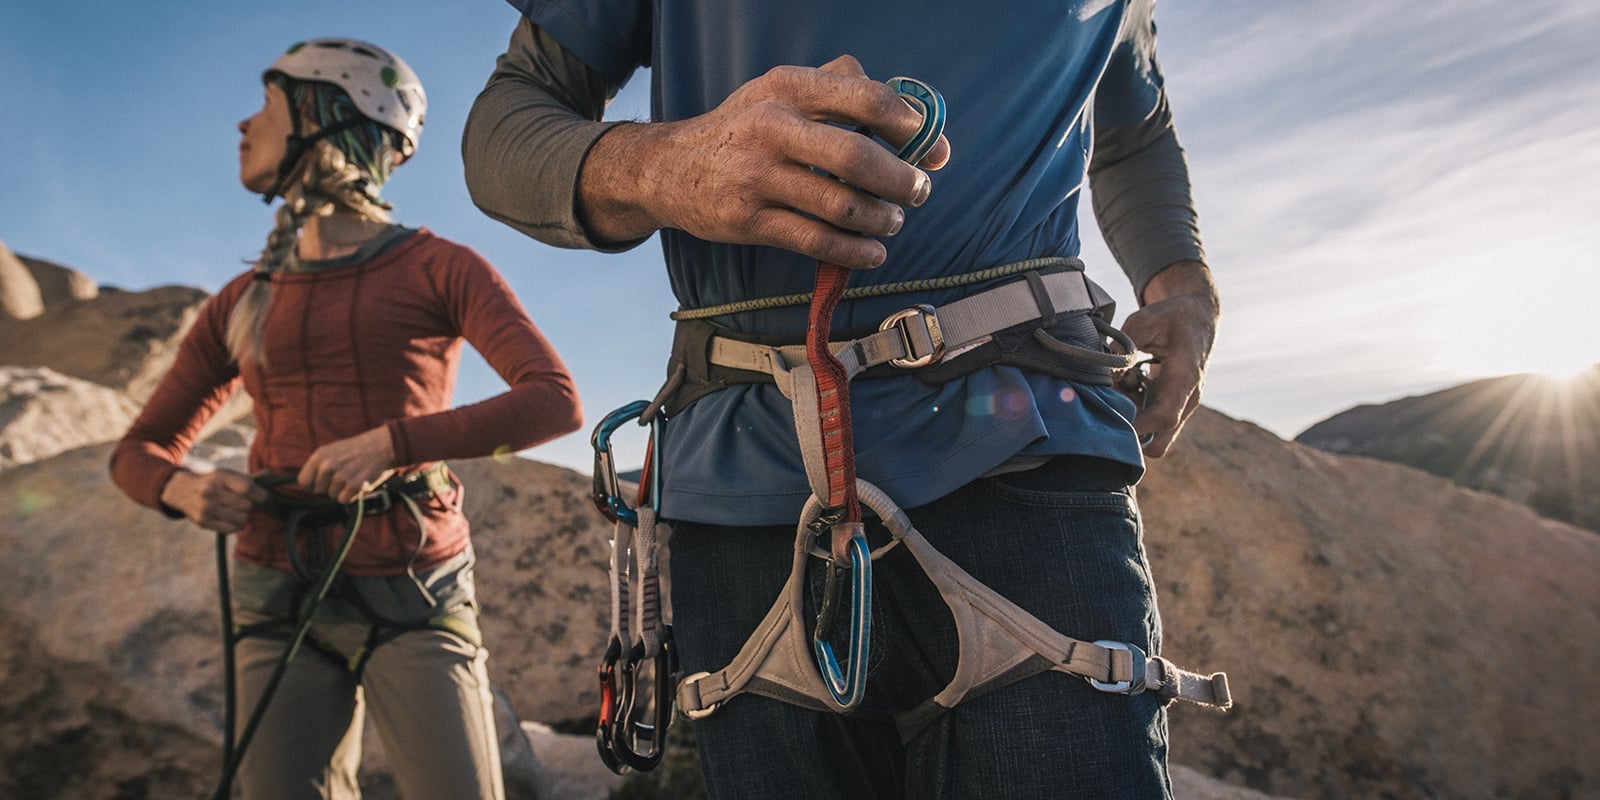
260, 114, 367, 204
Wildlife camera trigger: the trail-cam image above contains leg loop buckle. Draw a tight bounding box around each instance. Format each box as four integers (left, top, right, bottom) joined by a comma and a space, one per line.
1088, 639, 1148, 695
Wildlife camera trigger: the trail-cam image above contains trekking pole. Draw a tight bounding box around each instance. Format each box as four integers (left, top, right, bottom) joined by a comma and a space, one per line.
212, 490, 367, 800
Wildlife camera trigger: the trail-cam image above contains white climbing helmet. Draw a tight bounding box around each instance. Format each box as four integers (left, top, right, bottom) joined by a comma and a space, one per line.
265, 38, 426, 157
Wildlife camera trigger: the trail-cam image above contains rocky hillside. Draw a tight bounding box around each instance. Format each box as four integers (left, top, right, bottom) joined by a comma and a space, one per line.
2, 248, 1597, 799
1296, 368, 1600, 533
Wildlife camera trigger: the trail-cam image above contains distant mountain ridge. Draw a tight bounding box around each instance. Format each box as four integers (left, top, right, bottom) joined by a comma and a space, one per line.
1296, 367, 1600, 533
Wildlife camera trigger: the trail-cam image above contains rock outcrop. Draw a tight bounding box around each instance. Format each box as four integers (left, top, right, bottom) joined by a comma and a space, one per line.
0, 277, 251, 436
0, 283, 210, 402
11, 250, 99, 308
0, 367, 142, 469
1148, 408, 1599, 800
0, 242, 45, 320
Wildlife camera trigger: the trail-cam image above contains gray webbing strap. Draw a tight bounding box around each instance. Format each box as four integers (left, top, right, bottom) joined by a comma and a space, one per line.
607, 508, 668, 659
705, 269, 1126, 378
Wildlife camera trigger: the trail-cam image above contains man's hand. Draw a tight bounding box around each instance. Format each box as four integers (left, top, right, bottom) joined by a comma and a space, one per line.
577, 55, 951, 268
1120, 260, 1219, 457
297, 426, 397, 504
160, 468, 269, 533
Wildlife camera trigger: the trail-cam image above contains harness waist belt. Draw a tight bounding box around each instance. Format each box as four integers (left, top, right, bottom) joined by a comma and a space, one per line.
259, 461, 452, 521
705, 268, 1118, 377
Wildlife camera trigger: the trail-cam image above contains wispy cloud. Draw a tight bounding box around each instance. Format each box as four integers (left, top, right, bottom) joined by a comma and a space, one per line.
1123, 0, 1600, 436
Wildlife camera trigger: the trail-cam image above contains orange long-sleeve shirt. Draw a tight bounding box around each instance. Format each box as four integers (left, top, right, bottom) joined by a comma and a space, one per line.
111, 228, 582, 575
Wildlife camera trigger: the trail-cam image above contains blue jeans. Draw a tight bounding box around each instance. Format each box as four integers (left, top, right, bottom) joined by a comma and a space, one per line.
670, 456, 1170, 800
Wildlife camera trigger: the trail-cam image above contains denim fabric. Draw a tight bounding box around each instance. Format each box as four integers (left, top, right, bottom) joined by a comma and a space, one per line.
669, 456, 1170, 800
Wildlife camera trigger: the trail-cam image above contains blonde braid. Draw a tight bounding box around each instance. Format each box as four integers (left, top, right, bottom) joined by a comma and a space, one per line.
224, 141, 394, 366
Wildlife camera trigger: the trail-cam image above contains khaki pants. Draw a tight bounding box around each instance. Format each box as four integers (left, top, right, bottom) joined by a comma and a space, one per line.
230, 549, 504, 800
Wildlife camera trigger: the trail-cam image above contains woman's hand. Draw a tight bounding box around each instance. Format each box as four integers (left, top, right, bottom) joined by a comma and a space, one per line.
298, 426, 397, 504
160, 468, 269, 533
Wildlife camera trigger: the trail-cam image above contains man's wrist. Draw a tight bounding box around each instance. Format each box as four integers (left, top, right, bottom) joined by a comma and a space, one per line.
1141, 260, 1216, 307
576, 121, 669, 246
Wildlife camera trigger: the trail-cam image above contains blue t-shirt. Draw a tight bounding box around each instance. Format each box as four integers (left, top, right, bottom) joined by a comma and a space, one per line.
511, 0, 1165, 525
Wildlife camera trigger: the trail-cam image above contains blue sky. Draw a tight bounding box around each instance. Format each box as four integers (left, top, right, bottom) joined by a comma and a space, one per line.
3, 1, 1596, 473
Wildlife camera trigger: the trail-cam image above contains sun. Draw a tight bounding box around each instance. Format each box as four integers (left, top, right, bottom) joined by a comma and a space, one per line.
1531, 360, 1598, 388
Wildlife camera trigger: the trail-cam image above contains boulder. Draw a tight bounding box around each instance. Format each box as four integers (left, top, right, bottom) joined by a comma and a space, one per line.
0, 282, 252, 432
0, 241, 44, 320
0, 283, 209, 401
0, 366, 142, 469
13, 250, 99, 308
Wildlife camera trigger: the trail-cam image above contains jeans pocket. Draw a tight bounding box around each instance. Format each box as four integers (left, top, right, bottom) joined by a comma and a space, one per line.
982, 456, 1136, 518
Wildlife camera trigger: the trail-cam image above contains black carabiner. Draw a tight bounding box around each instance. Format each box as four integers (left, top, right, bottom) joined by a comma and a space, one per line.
594, 635, 627, 772
610, 630, 678, 772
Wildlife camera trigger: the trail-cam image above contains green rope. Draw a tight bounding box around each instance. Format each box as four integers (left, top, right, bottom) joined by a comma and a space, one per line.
668, 257, 1077, 321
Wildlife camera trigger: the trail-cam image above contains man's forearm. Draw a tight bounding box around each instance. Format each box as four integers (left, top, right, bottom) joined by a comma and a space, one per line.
1089, 95, 1206, 299
462, 19, 632, 251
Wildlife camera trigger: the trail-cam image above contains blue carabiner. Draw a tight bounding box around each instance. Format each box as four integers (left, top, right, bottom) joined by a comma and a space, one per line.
590, 399, 659, 525
885, 77, 945, 164
804, 77, 942, 712
812, 527, 872, 709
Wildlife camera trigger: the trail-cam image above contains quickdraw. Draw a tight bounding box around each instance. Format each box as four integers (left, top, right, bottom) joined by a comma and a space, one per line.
591, 401, 676, 773
803, 76, 947, 710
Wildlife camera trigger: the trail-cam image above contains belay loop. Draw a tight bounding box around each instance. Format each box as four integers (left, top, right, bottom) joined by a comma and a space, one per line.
805, 76, 946, 710
591, 401, 675, 773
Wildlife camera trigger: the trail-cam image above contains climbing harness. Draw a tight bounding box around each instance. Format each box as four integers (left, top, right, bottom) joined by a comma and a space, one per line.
591, 401, 676, 774
676, 76, 1225, 727
597, 75, 1230, 768
212, 463, 465, 800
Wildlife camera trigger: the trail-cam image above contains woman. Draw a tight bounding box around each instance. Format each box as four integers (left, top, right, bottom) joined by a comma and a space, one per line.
110, 38, 581, 799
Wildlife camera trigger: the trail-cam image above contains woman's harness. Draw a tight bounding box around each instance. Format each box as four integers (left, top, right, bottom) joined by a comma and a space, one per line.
589, 78, 1230, 772
212, 463, 472, 799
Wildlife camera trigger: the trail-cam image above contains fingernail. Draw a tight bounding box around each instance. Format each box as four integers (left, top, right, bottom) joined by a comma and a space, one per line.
887, 207, 905, 236
911, 171, 931, 207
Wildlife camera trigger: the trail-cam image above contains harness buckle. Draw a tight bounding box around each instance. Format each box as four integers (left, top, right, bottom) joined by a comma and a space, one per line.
679, 671, 720, 720
880, 304, 945, 368
1088, 639, 1148, 695
355, 488, 396, 516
